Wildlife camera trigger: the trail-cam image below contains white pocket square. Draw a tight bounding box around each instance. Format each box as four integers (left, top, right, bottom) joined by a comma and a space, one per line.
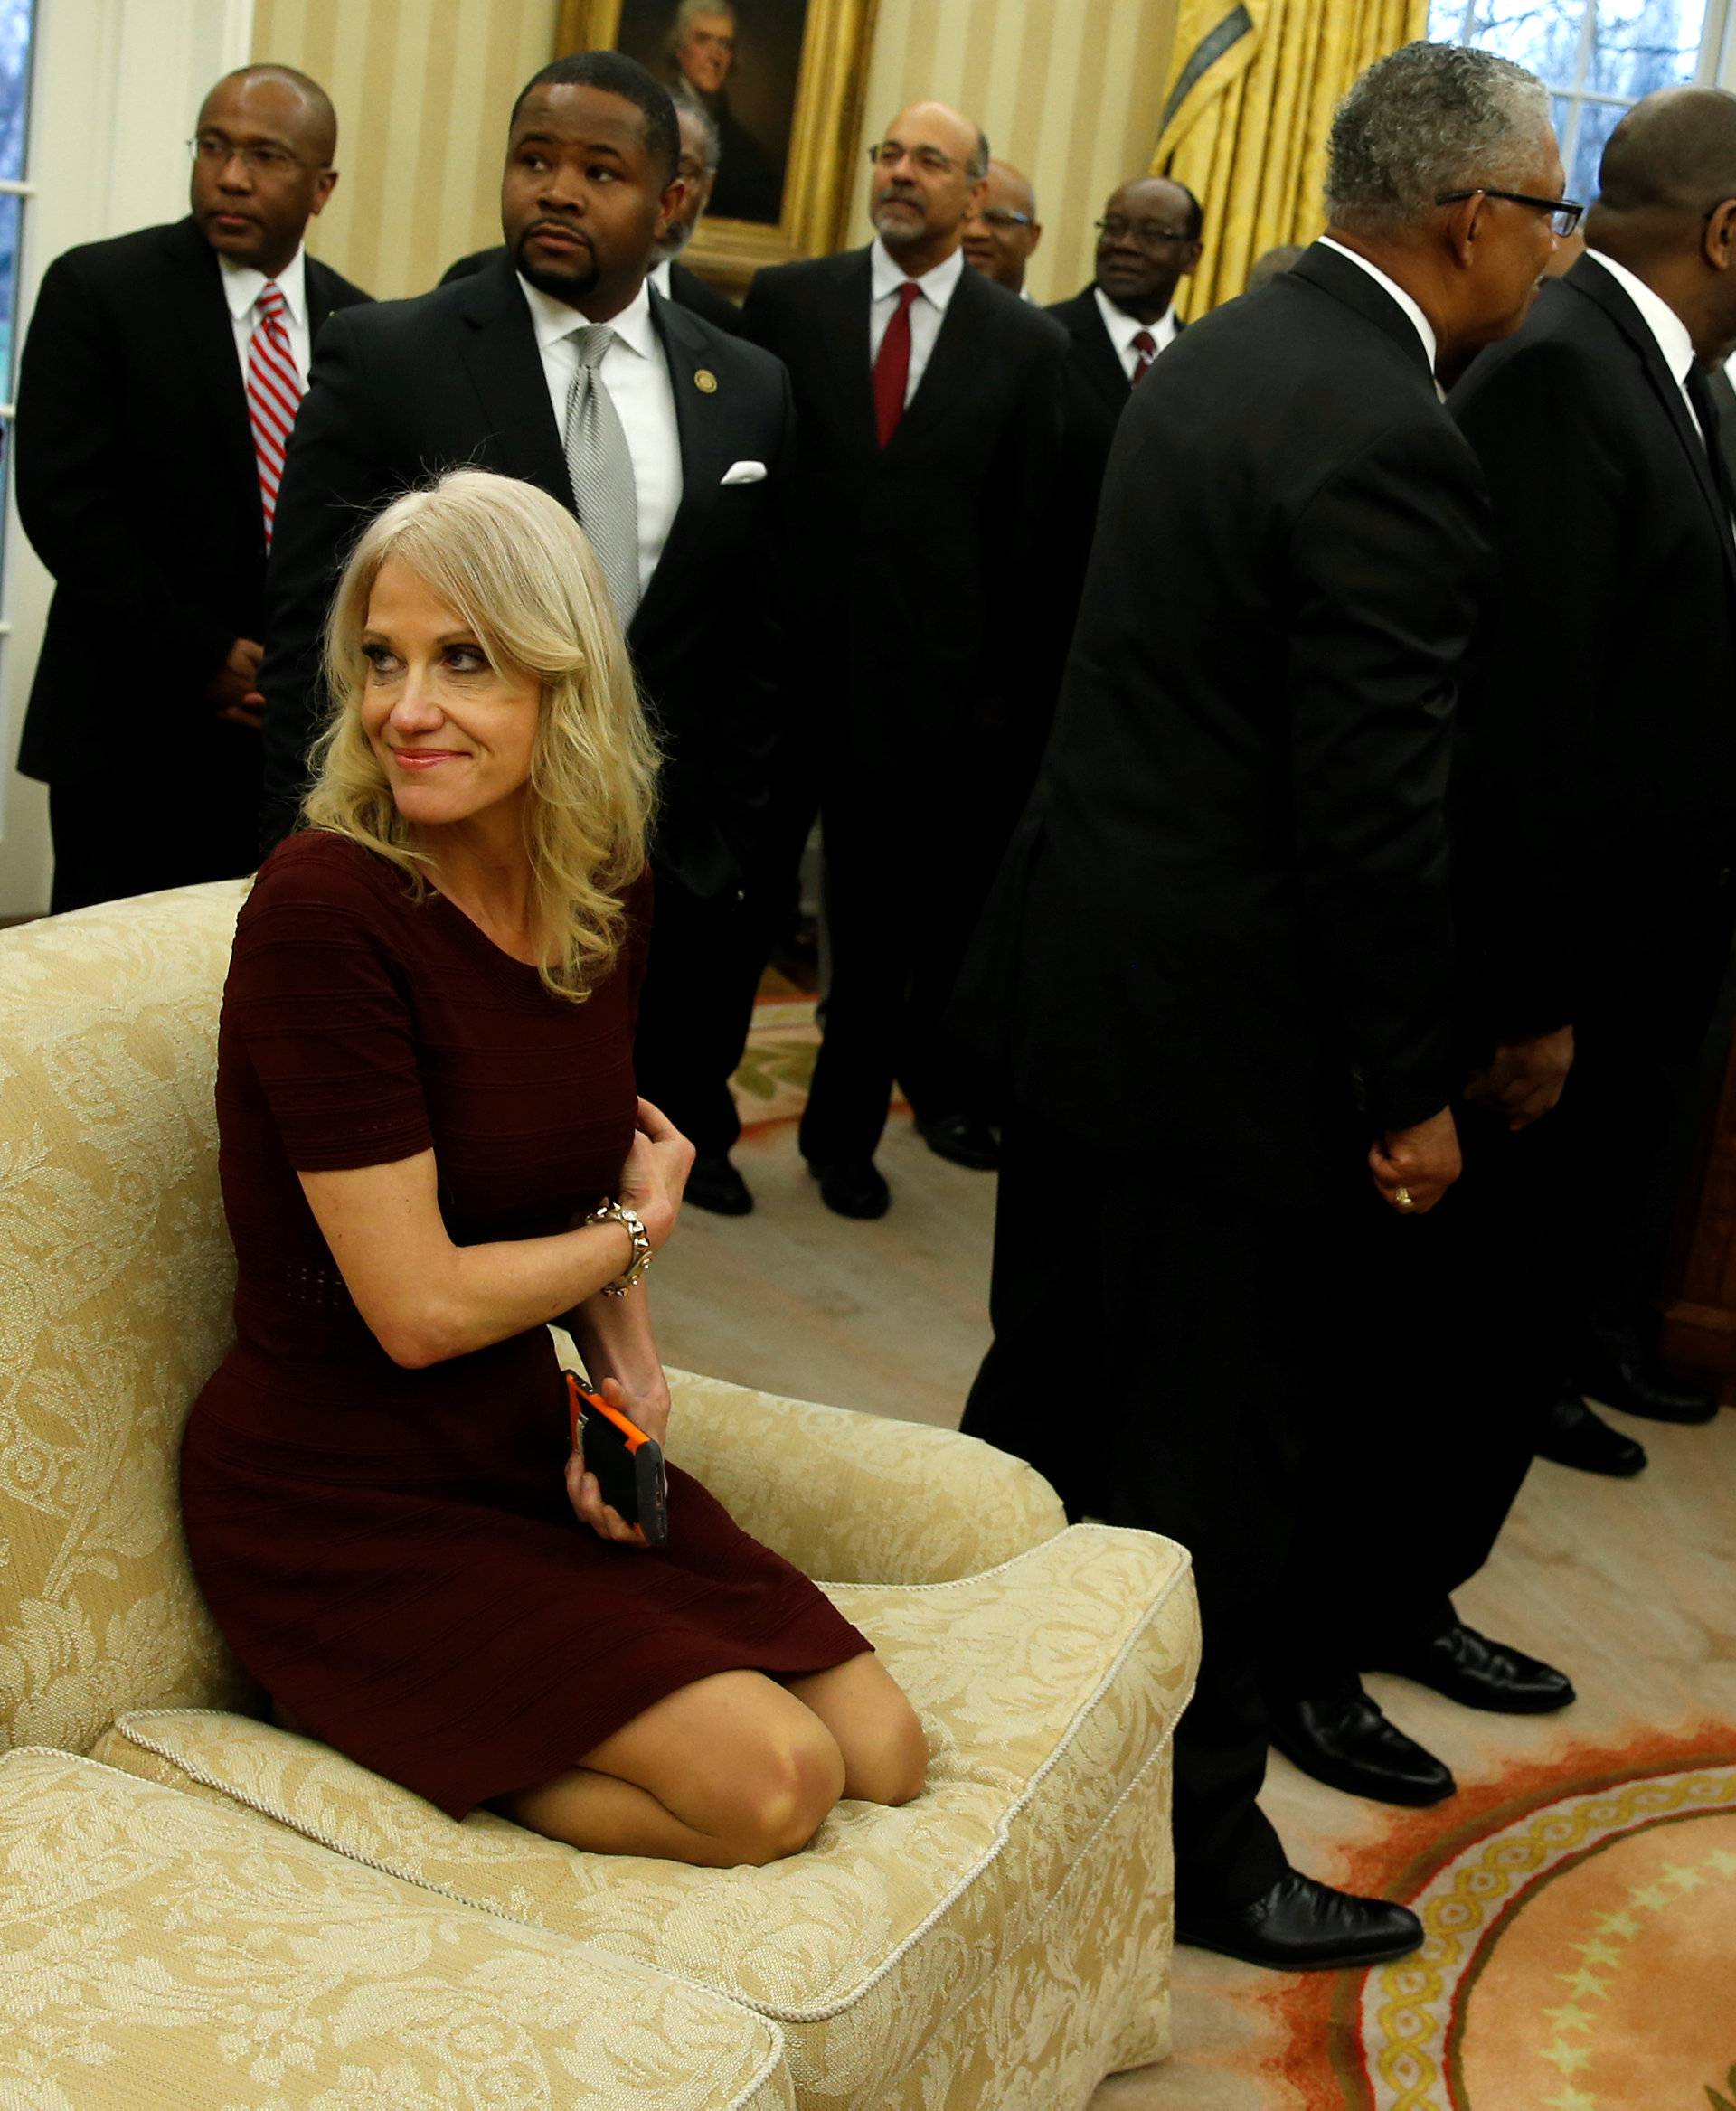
721, 460, 767, 485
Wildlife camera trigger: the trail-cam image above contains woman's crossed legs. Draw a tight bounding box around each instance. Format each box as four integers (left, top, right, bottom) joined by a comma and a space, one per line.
498, 1651, 928, 1868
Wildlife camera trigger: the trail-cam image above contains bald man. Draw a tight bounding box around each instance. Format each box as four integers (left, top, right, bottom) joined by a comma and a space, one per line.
14, 64, 370, 913
961, 157, 1043, 296
741, 101, 1066, 1216
1434, 85, 1736, 1484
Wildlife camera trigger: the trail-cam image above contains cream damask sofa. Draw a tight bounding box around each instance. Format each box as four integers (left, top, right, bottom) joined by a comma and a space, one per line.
0, 881, 1201, 2110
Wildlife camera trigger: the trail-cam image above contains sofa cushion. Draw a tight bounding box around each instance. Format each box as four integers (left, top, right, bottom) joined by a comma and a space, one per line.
0, 1747, 792, 2109
0, 885, 256, 1754
96, 1526, 1199, 2109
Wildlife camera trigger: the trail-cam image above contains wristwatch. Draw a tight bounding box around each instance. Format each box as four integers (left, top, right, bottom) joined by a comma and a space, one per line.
585, 1198, 653, 1298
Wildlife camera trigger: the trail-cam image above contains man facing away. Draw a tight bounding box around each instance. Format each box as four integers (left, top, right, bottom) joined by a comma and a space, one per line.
442, 89, 741, 338
953, 42, 1565, 1970
960, 158, 1042, 296
741, 101, 1066, 1218
256, 52, 792, 1217
14, 64, 367, 915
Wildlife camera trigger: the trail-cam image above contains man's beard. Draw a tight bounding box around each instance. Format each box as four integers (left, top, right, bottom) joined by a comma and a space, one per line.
514, 234, 600, 304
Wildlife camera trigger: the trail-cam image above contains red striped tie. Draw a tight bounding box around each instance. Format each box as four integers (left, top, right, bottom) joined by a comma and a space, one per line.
246, 280, 301, 547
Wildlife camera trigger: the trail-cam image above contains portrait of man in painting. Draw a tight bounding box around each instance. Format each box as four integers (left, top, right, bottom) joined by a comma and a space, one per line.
616, 0, 807, 224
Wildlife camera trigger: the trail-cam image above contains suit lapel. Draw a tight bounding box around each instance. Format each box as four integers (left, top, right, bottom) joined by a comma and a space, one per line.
163, 219, 256, 506
1062, 287, 1131, 415
1570, 259, 1736, 589
454, 259, 571, 501
822, 250, 879, 459
632, 291, 739, 642
306, 255, 340, 335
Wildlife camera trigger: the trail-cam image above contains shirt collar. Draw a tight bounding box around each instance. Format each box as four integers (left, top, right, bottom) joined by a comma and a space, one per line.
1093, 286, 1175, 357
649, 259, 673, 300
1585, 249, 1696, 388
1316, 235, 1439, 376
517, 272, 658, 360
870, 236, 967, 312
219, 243, 307, 325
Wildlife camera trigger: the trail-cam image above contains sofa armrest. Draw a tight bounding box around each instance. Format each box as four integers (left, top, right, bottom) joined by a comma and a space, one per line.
656, 1365, 1067, 1583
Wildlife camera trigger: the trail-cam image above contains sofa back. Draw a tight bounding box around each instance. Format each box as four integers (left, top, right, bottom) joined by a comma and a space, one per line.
0, 882, 257, 1756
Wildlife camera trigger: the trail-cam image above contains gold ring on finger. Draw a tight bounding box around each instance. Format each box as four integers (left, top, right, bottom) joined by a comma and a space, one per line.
1394, 1186, 1416, 1212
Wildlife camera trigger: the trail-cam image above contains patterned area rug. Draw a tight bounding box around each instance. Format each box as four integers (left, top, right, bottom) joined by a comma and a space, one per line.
1259, 1730, 1736, 2111
729, 995, 909, 1135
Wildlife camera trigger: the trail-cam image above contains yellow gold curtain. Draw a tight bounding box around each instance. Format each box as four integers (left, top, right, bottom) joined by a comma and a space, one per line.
1153, 0, 1429, 316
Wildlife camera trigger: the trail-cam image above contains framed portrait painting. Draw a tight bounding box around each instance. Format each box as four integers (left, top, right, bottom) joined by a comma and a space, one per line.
554, 0, 879, 292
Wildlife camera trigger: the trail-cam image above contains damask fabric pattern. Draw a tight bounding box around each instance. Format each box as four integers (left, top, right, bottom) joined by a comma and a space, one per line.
96, 1528, 1200, 2111
0, 1748, 796, 2110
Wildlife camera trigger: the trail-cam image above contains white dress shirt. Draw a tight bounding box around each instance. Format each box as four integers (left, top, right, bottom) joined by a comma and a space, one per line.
220, 245, 312, 393
649, 258, 675, 301
1316, 235, 1439, 383
868, 237, 966, 406
519, 274, 683, 598
1092, 287, 1179, 381
1583, 249, 1705, 443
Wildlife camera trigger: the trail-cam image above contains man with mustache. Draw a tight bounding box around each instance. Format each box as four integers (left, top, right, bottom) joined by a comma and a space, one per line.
741, 100, 1066, 1217
257, 50, 792, 1218
14, 63, 367, 914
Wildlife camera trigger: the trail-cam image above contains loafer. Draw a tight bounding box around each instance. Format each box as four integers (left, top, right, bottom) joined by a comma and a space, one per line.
807, 1156, 890, 1220
1176, 1870, 1422, 1972
1372, 1622, 1574, 1715
1580, 1353, 1717, 1425
1268, 1690, 1454, 1806
915, 1112, 1000, 1171
684, 1154, 753, 1217
1537, 1391, 1646, 1477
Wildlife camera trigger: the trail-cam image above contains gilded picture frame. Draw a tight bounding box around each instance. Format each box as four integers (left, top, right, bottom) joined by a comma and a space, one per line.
554, 0, 879, 294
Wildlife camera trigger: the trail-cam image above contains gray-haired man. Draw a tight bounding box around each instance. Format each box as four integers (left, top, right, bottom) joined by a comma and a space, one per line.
953, 42, 1570, 1969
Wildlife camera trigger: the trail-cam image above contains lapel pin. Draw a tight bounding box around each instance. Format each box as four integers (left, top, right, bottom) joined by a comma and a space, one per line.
694, 368, 719, 394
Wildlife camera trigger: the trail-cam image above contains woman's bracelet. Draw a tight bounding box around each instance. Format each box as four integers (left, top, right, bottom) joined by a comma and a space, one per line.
584, 1197, 653, 1298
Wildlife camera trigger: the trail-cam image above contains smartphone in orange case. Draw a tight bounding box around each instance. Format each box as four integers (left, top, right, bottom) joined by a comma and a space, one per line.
565, 1373, 669, 1548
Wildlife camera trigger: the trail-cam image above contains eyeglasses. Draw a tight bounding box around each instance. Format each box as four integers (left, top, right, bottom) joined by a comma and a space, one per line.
1095, 216, 1195, 247
868, 141, 965, 177
189, 133, 320, 176
980, 208, 1033, 230
1434, 187, 1584, 238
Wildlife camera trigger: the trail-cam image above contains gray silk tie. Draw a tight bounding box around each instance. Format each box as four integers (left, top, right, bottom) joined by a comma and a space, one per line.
562, 325, 641, 627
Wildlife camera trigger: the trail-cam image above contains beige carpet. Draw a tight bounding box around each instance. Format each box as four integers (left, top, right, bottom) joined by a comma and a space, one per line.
653, 1035, 1736, 2110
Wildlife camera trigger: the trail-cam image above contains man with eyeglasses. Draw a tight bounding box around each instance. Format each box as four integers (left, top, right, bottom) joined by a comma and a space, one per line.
1443, 89, 1736, 1491
740, 102, 1066, 1218
960, 159, 1043, 297
1045, 176, 1204, 658
953, 42, 1572, 1971
13, 63, 368, 915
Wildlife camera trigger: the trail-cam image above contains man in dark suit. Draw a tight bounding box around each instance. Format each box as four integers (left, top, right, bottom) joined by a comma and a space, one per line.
440, 90, 740, 336
1446, 89, 1736, 1474
14, 64, 367, 915
959, 158, 1042, 296
257, 51, 791, 1216
741, 100, 1067, 1217
954, 42, 1568, 1969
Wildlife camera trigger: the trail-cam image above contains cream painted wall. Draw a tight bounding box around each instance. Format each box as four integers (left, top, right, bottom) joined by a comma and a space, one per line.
253, 0, 1180, 306
851, 0, 1181, 307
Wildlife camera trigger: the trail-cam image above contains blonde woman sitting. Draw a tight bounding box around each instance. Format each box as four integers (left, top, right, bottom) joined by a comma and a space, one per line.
181, 468, 927, 1862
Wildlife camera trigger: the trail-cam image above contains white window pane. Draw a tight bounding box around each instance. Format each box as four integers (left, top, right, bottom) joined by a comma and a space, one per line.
1585, 0, 1706, 99
1429, 0, 1590, 88
0, 0, 32, 185
1570, 95, 1630, 195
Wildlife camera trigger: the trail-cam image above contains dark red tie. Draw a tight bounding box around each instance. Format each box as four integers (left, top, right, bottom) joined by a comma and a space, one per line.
873, 281, 920, 448
1130, 328, 1156, 384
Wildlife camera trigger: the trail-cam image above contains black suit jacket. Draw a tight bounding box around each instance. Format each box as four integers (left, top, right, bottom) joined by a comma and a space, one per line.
740, 246, 1066, 781
256, 257, 792, 896
440, 245, 741, 335
1449, 256, 1736, 1049
14, 217, 370, 785
958, 243, 1489, 1194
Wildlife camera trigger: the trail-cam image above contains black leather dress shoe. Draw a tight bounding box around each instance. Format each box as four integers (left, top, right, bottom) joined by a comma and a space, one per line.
1580, 1353, 1717, 1425
1176, 1870, 1423, 1972
1268, 1691, 1454, 1806
915, 1113, 1000, 1171
1373, 1622, 1574, 1715
684, 1154, 754, 1217
807, 1157, 891, 1220
1537, 1391, 1646, 1477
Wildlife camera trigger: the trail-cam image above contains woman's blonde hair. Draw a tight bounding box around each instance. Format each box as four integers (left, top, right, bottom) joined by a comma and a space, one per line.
303, 469, 659, 1003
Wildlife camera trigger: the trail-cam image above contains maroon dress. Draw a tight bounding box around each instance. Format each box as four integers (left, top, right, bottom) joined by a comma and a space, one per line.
181, 832, 868, 1820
